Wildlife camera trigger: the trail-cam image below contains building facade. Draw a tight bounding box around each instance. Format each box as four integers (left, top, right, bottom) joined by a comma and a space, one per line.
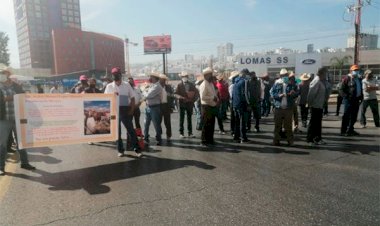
51, 28, 125, 75
237, 49, 380, 84
14, 0, 81, 69
347, 33, 379, 50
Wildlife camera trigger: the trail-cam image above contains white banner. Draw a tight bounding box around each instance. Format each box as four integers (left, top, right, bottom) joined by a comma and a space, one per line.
14, 93, 118, 149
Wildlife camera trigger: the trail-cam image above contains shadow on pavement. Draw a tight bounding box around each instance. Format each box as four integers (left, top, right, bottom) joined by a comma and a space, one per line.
7, 155, 215, 195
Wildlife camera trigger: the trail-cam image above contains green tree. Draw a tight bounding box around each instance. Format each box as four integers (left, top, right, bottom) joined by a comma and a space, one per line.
0, 32, 10, 66
330, 55, 352, 81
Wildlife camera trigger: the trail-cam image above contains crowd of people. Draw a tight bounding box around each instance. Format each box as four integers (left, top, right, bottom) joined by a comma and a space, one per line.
0, 64, 379, 175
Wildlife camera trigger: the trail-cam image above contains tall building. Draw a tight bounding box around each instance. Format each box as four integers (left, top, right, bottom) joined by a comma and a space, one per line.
51, 28, 125, 74
307, 44, 314, 53
217, 43, 234, 63
14, 0, 81, 69
347, 33, 379, 50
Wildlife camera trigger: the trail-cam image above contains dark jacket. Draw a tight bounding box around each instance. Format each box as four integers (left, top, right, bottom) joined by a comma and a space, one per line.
163, 84, 175, 110
232, 76, 250, 110
248, 77, 261, 107
0, 90, 5, 120
339, 75, 363, 101
175, 81, 198, 108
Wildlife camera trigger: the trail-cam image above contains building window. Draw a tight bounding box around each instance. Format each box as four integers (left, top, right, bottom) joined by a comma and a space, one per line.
68, 4, 73, 9
68, 17, 73, 22
74, 17, 80, 23
62, 9, 67, 15
68, 10, 73, 16
74, 11, 79, 16
62, 16, 67, 21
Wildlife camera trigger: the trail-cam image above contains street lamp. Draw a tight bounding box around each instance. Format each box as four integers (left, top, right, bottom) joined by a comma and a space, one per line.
124, 38, 138, 76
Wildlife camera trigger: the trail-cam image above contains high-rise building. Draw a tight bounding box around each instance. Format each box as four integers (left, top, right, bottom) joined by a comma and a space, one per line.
217, 43, 234, 63
51, 28, 125, 75
13, 0, 81, 69
225, 43, 233, 56
347, 33, 379, 50
307, 44, 314, 53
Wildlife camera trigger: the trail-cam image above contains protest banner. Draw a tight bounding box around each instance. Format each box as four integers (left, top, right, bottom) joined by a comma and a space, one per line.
14, 93, 118, 149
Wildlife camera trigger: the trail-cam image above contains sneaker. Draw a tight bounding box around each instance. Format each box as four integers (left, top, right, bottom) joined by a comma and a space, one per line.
219, 131, 226, 135
200, 142, 208, 147
167, 137, 171, 143
314, 139, 326, 145
241, 139, 250, 143
0, 170, 5, 176
308, 142, 316, 147
179, 134, 185, 138
134, 148, 142, 157
117, 152, 124, 157
255, 128, 261, 133
20, 164, 36, 170
188, 134, 195, 138
347, 131, 360, 136
361, 124, 366, 128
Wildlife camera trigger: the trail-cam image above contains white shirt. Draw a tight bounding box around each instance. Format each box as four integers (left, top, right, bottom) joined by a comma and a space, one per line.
199, 80, 218, 106
104, 81, 135, 106
161, 87, 168, 104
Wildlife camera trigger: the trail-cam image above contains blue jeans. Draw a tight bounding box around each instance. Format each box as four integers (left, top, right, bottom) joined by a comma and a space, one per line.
144, 105, 162, 142
233, 108, 248, 141
118, 106, 138, 152
341, 98, 360, 134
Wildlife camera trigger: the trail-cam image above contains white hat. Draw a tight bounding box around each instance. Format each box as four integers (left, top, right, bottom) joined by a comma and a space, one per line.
159, 73, 168, 80
179, 71, 188, 77
280, 68, 288, 75
300, 73, 310, 81
229, 71, 239, 80
0, 64, 12, 75
149, 72, 160, 78
202, 67, 213, 75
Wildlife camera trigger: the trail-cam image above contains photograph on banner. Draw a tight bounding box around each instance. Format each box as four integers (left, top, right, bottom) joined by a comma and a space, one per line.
14, 93, 118, 149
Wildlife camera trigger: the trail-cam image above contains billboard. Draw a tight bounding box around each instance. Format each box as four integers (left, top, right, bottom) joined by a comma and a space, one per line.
14, 93, 118, 149
144, 35, 171, 54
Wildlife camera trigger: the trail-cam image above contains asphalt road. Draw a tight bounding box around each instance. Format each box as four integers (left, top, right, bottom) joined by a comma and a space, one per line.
0, 108, 379, 226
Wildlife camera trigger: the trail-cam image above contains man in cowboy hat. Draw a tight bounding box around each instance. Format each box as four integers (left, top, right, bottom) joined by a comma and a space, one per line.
199, 67, 219, 146
175, 71, 198, 138
104, 67, 141, 157
270, 68, 299, 146
339, 64, 363, 136
298, 73, 311, 128
159, 73, 175, 143
0, 66, 36, 174
143, 72, 163, 145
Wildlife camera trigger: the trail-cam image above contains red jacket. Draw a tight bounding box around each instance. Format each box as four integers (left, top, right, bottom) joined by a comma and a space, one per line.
216, 80, 229, 101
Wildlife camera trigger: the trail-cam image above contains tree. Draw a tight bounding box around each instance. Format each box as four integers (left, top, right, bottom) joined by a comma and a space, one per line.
0, 32, 10, 66
330, 55, 352, 82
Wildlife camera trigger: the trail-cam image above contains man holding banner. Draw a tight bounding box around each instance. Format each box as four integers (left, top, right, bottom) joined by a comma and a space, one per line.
104, 67, 141, 157
0, 66, 35, 174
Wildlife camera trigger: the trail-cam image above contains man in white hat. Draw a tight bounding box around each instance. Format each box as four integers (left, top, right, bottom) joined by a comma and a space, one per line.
175, 71, 198, 138
199, 67, 219, 146
298, 73, 311, 128
270, 68, 299, 146
143, 72, 163, 145
159, 73, 175, 143
0, 67, 36, 174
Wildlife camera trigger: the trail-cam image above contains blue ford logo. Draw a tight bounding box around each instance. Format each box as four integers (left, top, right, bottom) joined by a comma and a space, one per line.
302, 59, 316, 65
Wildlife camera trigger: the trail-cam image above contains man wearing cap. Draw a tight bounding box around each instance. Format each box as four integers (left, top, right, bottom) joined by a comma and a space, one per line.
104, 67, 141, 157
261, 73, 271, 117
71, 74, 89, 93
175, 71, 198, 138
270, 68, 299, 146
360, 69, 379, 128
159, 73, 175, 143
339, 64, 363, 136
307, 68, 330, 146
232, 69, 251, 143
143, 73, 163, 145
199, 68, 219, 146
298, 73, 311, 128
247, 71, 262, 133
0, 67, 36, 174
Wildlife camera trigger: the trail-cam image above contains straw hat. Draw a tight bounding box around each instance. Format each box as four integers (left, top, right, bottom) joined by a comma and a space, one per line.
300, 73, 310, 81
179, 71, 189, 77
229, 71, 239, 80
159, 73, 168, 80
149, 72, 160, 78
202, 67, 213, 75
280, 68, 288, 75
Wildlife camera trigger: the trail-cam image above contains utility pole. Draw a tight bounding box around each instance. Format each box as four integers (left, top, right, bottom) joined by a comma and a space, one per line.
354, 0, 362, 65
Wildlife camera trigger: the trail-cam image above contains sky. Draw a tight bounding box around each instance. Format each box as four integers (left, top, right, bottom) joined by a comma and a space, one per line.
0, 0, 379, 68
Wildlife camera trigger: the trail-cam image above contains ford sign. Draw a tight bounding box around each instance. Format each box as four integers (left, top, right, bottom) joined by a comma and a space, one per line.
302, 59, 316, 65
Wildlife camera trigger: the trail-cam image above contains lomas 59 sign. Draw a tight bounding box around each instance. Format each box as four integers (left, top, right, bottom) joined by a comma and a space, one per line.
240, 56, 289, 65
